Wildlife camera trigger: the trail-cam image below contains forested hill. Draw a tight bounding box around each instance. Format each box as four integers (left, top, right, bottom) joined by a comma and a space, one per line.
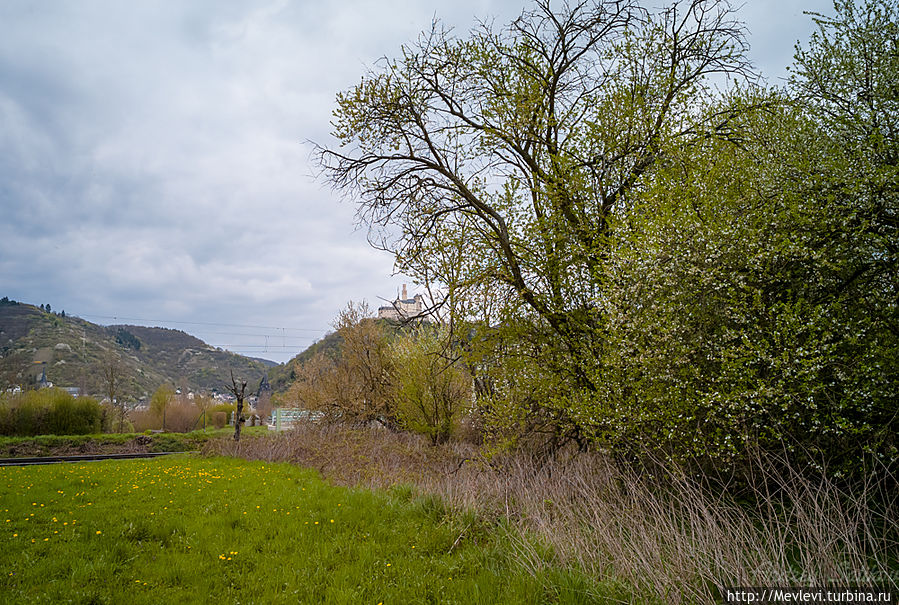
0, 298, 272, 400
266, 328, 343, 394
266, 317, 426, 394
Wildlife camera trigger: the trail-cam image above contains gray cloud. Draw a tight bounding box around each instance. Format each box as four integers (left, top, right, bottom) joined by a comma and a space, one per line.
0, 0, 823, 362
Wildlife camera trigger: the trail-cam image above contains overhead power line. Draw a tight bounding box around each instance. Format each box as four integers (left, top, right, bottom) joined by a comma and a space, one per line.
209, 343, 309, 349
78, 314, 325, 333
72, 311, 330, 360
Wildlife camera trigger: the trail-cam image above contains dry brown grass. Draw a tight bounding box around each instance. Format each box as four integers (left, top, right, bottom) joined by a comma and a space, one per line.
204, 422, 898, 604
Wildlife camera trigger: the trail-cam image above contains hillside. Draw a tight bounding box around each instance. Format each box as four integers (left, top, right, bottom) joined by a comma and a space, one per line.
267, 329, 343, 393
267, 318, 426, 394
0, 298, 271, 400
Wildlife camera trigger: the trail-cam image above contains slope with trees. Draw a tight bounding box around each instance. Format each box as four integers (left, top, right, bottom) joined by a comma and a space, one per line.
0, 302, 269, 400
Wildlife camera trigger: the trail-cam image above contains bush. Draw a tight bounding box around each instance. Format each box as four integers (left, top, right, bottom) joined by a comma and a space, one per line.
0, 389, 103, 436
130, 409, 157, 433
391, 325, 470, 445
47, 394, 102, 435
282, 302, 396, 427
211, 411, 227, 429
209, 403, 235, 418
133, 394, 224, 433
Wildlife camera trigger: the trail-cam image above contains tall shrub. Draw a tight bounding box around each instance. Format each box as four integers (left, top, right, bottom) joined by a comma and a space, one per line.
0, 388, 102, 436
391, 325, 470, 445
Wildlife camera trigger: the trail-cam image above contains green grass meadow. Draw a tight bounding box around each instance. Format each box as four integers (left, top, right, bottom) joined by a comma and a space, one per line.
0, 455, 605, 604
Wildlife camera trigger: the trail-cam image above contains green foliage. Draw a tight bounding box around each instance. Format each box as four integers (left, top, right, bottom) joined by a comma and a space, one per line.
320, 0, 898, 481
391, 325, 470, 444
462, 317, 582, 453
0, 388, 102, 436
589, 0, 899, 477
0, 427, 269, 457
267, 329, 343, 394
208, 403, 235, 416
320, 0, 755, 451
149, 384, 174, 417
148, 432, 194, 452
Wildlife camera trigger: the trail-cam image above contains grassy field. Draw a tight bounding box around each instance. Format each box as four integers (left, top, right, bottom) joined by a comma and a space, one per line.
0, 455, 610, 604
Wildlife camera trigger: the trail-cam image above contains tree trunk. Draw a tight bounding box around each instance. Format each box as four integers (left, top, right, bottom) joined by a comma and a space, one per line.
229, 370, 248, 441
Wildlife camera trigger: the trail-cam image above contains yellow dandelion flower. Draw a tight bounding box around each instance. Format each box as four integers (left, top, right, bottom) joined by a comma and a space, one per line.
96, 530, 102, 535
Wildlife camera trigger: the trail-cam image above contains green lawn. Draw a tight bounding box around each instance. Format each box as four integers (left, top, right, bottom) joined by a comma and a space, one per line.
0, 456, 605, 604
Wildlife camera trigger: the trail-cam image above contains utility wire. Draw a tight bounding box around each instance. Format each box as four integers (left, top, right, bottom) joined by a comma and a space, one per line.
79, 314, 325, 333
74, 311, 330, 360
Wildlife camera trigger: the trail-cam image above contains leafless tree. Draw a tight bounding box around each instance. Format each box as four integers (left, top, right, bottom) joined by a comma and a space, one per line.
284, 302, 396, 427
101, 352, 125, 432
227, 369, 248, 441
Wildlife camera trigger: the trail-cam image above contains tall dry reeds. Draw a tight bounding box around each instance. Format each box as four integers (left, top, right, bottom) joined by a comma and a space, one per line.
204, 423, 898, 604
131, 399, 210, 433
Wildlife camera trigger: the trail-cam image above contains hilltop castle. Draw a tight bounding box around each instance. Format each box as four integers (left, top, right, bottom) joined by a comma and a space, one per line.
378, 284, 424, 321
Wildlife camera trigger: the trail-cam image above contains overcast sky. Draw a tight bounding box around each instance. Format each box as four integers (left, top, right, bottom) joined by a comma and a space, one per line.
1, 0, 822, 363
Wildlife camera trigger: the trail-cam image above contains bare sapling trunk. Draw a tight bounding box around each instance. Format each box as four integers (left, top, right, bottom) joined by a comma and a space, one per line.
228, 370, 248, 441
